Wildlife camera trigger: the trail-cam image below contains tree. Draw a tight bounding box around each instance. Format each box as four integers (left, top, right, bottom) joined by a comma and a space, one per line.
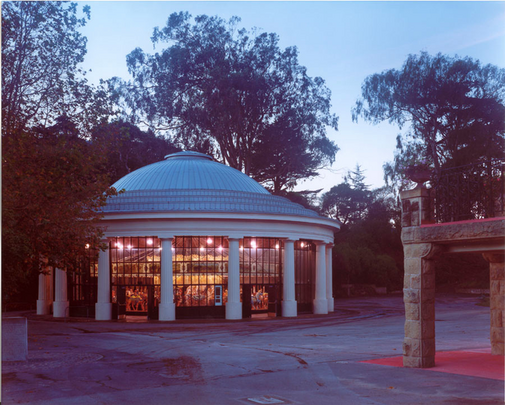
2, 117, 114, 296
352, 52, 505, 183
321, 165, 371, 224
92, 121, 180, 184
1, 3, 115, 298
1, 1, 112, 136
120, 12, 339, 191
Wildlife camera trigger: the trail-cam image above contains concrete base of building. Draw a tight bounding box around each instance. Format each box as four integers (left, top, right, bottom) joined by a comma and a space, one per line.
225, 302, 242, 320
327, 297, 334, 312
37, 300, 52, 315
159, 302, 176, 321
95, 302, 112, 320
53, 301, 69, 318
313, 298, 328, 315
282, 300, 297, 317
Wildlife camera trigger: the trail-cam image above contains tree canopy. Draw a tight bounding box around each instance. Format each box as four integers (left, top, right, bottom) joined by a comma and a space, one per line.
2, 117, 114, 294
321, 165, 372, 225
91, 120, 180, 184
120, 12, 339, 191
1, 2, 115, 295
1, 1, 112, 137
352, 52, 505, 183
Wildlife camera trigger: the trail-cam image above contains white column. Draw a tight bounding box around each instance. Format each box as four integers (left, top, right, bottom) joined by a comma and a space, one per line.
326, 243, 334, 313
159, 238, 176, 321
53, 268, 69, 317
95, 241, 112, 320
282, 239, 297, 317
226, 238, 242, 320
313, 241, 328, 314
37, 268, 52, 315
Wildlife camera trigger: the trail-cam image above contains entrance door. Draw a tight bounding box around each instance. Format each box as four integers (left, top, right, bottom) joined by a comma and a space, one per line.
125, 286, 148, 316
117, 286, 126, 319
242, 284, 252, 318
147, 285, 159, 320
266, 284, 278, 317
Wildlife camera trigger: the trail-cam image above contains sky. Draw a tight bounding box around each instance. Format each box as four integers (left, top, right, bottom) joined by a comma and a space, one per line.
77, 1, 505, 192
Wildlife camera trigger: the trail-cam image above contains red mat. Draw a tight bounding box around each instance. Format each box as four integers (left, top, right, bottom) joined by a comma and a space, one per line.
361, 351, 504, 381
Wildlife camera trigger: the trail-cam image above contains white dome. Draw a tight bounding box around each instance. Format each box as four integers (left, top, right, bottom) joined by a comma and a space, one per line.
103, 151, 328, 219
111, 151, 269, 195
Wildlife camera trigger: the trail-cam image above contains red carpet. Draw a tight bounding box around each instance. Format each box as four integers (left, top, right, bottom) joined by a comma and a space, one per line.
361, 350, 504, 381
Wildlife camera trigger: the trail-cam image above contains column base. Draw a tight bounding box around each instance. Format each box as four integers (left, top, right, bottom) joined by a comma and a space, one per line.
327, 297, 335, 313
53, 301, 69, 318
282, 300, 297, 317
313, 298, 328, 315
37, 300, 52, 315
226, 302, 242, 320
95, 302, 112, 320
403, 355, 435, 368
159, 302, 176, 321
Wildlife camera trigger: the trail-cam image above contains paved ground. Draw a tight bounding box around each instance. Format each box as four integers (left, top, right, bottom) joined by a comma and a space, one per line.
2, 293, 504, 405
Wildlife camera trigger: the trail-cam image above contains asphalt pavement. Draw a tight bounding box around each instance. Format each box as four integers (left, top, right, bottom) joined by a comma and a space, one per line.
2, 293, 504, 404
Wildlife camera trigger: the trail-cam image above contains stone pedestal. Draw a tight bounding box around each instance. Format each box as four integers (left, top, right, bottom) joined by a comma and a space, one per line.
2, 317, 28, 361
483, 253, 505, 355
402, 243, 438, 368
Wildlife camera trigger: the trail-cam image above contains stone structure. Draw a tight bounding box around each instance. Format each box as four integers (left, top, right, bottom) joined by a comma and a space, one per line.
401, 187, 505, 368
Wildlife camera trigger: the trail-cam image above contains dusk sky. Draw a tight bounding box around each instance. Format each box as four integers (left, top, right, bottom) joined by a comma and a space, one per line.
78, 1, 505, 192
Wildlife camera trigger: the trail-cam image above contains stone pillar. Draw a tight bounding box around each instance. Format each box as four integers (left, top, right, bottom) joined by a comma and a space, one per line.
226, 238, 242, 320
37, 268, 52, 315
95, 241, 112, 320
159, 238, 176, 321
400, 187, 433, 227
53, 268, 69, 318
402, 243, 439, 368
483, 253, 504, 355
326, 243, 334, 313
313, 242, 328, 315
282, 239, 297, 317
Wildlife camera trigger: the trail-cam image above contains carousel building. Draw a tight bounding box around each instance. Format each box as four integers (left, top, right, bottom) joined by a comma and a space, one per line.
37, 151, 340, 321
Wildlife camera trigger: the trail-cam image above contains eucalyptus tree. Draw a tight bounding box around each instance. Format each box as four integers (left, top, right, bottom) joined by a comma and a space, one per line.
1, 1, 111, 137
352, 52, 505, 182
121, 12, 339, 190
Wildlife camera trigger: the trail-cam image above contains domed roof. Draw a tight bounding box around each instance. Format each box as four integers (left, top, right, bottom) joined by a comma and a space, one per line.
103, 151, 328, 220
111, 151, 269, 195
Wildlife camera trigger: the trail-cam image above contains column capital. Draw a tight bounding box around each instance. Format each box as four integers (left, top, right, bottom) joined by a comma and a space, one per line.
482, 253, 505, 264
314, 240, 327, 246
159, 236, 174, 242
282, 238, 297, 243
326, 243, 334, 249
227, 237, 242, 242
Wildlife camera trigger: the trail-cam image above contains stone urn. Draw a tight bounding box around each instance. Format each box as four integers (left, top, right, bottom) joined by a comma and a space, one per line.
406, 165, 432, 188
